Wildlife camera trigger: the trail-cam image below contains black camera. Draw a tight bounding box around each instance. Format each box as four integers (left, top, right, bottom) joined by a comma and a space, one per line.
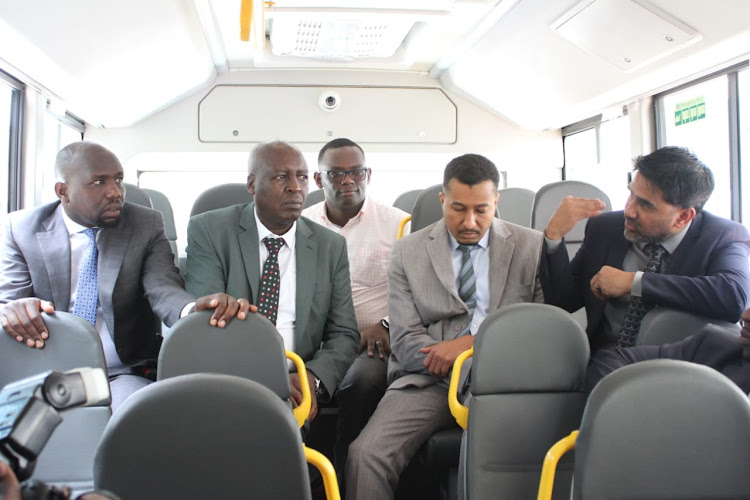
0, 368, 109, 499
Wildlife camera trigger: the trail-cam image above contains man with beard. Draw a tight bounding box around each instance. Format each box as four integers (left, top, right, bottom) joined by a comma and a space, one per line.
541, 146, 750, 352
0, 141, 249, 411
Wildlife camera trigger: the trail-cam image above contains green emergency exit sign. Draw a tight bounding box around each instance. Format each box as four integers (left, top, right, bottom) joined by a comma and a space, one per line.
674, 96, 706, 126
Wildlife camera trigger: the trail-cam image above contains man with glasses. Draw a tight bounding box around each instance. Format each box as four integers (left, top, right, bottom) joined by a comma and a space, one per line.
303, 138, 410, 487
185, 140, 359, 424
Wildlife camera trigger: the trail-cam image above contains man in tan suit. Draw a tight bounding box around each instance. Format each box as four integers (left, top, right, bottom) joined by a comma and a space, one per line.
346, 154, 544, 499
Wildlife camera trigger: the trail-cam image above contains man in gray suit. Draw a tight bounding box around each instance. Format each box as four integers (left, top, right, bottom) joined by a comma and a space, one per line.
346, 154, 544, 499
185, 140, 359, 421
0, 141, 248, 411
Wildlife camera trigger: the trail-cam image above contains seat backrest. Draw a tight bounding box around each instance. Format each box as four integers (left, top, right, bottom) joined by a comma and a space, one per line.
304, 188, 325, 208
392, 189, 423, 214
466, 303, 590, 500
0, 312, 110, 491
143, 187, 179, 267
531, 180, 612, 256
157, 311, 292, 400
410, 184, 444, 232
123, 182, 153, 208
190, 183, 254, 217
574, 359, 750, 499
94, 373, 311, 500
497, 187, 535, 227
637, 307, 740, 346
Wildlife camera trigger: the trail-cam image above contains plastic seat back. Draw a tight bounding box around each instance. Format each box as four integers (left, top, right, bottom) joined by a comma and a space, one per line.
466, 303, 589, 500
190, 183, 254, 217
305, 189, 325, 208
637, 307, 740, 346
573, 359, 750, 499
157, 311, 292, 401
0, 312, 111, 492
531, 180, 612, 256
497, 187, 535, 227
393, 189, 423, 214
123, 182, 153, 208
143, 187, 179, 267
94, 373, 312, 500
411, 184, 444, 232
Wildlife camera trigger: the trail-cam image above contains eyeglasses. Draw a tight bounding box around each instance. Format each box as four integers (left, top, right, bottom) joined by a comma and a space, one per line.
320, 168, 368, 183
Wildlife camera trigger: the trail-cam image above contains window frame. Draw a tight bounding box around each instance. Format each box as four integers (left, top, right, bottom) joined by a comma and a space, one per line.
0, 69, 24, 213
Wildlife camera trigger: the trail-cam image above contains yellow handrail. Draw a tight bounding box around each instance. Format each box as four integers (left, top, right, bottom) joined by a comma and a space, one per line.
397, 215, 412, 239
240, 0, 252, 41
537, 430, 578, 500
305, 445, 341, 500
286, 350, 311, 427
448, 347, 473, 429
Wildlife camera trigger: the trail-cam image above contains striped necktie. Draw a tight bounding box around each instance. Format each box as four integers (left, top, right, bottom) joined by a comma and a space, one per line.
72, 227, 100, 326
457, 244, 477, 336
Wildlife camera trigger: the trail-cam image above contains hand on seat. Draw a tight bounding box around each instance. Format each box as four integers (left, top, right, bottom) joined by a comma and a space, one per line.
290, 369, 318, 422
194, 293, 256, 327
0, 297, 55, 348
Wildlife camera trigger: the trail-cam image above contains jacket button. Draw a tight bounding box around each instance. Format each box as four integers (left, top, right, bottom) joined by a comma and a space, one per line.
454, 325, 462, 331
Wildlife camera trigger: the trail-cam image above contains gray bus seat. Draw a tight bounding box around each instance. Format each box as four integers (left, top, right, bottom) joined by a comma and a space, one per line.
497, 187, 535, 227
305, 188, 325, 208
143, 187, 179, 267
637, 307, 740, 346
123, 182, 153, 208
393, 189, 423, 214
189, 183, 253, 217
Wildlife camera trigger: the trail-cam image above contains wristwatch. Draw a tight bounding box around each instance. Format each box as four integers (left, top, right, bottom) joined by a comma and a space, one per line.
380, 318, 390, 330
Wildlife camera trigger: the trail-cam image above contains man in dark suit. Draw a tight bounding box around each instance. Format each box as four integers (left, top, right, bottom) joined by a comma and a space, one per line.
184, 140, 359, 421
346, 154, 544, 499
586, 307, 750, 394
541, 146, 750, 352
0, 141, 248, 411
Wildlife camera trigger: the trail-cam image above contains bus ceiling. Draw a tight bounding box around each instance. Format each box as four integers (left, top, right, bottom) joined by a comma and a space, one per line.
0, 0, 748, 131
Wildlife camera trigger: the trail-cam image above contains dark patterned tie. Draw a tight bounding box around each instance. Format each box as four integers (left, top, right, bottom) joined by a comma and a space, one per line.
257, 237, 285, 325
457, 244, 477, 336
72, 227, 100, 326
617, 243, 667, 347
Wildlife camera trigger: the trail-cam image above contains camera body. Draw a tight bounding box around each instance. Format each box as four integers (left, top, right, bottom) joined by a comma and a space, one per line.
318, 91, 341, 111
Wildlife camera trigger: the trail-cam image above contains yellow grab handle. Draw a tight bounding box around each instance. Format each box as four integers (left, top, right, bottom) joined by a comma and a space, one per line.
286, 350, 311, 427
537, 430, 578, 500
397, 215, 412, 239
448, 347, 473, 429
305, 445, 341, 500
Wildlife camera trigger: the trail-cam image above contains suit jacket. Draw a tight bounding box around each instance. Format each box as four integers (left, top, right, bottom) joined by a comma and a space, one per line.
586, 324, 750, 394
387, 218, 545, 389
541, 210, 750, 348
184, 202, 359, 395
0, 201, 194, 365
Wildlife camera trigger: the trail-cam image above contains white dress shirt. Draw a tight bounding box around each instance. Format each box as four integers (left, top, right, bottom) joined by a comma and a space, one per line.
448, 229, 491, 335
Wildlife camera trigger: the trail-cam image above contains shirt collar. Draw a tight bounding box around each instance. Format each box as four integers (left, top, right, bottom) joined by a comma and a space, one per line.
447, 225, 491, 252
59, 204, 95, 237
322, 196, 370, 225
254, 206, 297, 250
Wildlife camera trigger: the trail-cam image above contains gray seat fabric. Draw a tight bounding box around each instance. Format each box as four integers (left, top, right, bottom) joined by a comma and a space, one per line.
574, 359, 750, 499
497, 187, 535, 227
143, 187, 179, 267
304, 189, 325, 208
0, 312, 111, 492
157, 310, 292, 401
393, 189, 423, 214
190, 183, 253, 217
411, 184, 444, 232
123, 182, 153, 208
465, 303, 590, 500
636, 307, 740, 346
531, 180, 612, 256
94, 373, 311, 500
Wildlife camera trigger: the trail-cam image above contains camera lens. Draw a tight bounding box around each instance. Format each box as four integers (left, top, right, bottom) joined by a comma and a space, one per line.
325, 96, 336, 107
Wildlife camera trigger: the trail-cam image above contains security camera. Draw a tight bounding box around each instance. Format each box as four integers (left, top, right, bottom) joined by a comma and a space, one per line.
319, 91, 341, 112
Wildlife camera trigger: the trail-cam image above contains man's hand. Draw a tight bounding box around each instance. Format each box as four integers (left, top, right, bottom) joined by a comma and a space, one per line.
0, 298, 55, 348
590, 266, 635, 300
290, 370, 318, 422
419, 335, 474, 378
194, 293, 255, 327
358, 322, 391, 359
0, 462, 21, 500
544, 196, 606, 241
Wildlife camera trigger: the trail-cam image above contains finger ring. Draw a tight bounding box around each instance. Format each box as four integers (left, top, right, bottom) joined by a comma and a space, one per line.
375, 341, 383, 346
596, 284, 601, 290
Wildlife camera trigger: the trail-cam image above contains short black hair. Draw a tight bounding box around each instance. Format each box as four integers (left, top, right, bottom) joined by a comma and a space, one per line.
443, 154, 500, 191
318, 138, 364, 165
634, 146, 714, 211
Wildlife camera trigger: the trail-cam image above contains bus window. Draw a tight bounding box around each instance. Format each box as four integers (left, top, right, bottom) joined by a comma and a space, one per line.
740, 70, 750, 224
658, 74, 731, 219
38, 108, 84, 206
0, 81, 11, 214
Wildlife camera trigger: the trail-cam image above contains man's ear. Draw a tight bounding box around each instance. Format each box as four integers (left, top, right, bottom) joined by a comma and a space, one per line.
674, 206, 697, 230
439, 191, 445, 207
54, 182, 68, 202
247, 174, 255, 195
313, 172, 324, 190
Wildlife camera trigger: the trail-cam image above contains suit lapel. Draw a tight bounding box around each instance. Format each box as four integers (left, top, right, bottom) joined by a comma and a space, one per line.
427, 221, 464, 308
294, 219, 316, 351
38, 207, 72, 310
605, 218, 630, 268
98, 210, 132, 311
238, 204, 261, 301
488, 219, 513, 309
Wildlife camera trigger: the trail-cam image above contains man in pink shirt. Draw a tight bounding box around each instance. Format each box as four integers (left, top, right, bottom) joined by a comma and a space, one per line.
303, 138, 409, 488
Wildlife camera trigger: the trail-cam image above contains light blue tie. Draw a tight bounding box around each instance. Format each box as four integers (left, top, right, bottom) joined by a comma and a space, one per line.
73, 228, 100, 326
457, 244, 477, 336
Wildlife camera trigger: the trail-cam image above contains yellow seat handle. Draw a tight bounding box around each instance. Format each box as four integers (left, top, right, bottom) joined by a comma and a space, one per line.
305, 445, 341, 500
537, 430, 578, 500
397, 215, 412, 239
286, 350, 311, 427
448, 347, 473, 429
